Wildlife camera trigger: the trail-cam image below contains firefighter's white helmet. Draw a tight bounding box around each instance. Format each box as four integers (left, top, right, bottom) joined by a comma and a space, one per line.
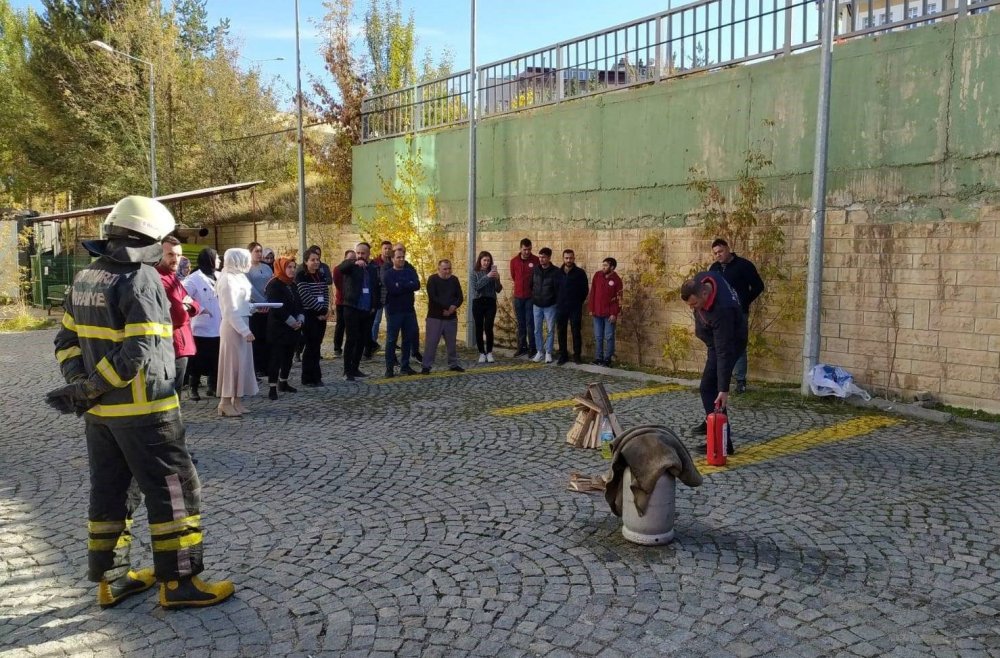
102, 196, 175, 242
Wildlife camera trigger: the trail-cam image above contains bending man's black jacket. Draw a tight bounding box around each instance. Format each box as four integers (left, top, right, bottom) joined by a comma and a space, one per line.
709, 253, 764, 314
692, 271, 749, 393
555, 264, 588, 313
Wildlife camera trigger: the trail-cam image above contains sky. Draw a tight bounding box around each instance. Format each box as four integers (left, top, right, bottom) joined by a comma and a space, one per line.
10, 0, 675, 104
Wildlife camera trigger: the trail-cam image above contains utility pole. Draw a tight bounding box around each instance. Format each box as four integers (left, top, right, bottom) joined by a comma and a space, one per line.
801, 0, 836, 394
466, 0, 478, 346
294, 0, 307, 258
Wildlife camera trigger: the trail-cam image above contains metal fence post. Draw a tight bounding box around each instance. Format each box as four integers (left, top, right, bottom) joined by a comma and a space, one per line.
413, 83, 423, 132
656, 17, 664, 80
784, 0, 794, 54
556, 46, 565, 102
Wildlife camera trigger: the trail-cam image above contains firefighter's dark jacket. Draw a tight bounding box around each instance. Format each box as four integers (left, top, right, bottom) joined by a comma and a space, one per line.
692, 271, 749, 393
54, 239, 179, 427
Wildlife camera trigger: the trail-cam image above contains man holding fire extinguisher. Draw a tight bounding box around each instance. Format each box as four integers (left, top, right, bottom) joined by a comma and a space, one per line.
680, 271, 748, 455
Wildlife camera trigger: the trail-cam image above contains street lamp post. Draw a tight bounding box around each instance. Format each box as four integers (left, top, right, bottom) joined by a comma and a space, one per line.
466, 0, 478, 347
89, 40, 157, 198
294, 0, 307, 258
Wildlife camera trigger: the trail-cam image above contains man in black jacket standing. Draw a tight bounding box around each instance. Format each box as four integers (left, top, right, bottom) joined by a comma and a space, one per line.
681, 271, 748, 454
555, 249, 588, 365
708, 239, 764, 393
338, 242, 382, 381
421, 259, 464, 374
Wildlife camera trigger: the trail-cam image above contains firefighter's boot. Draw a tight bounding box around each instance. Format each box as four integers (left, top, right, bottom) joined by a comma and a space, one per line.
98, 568, 156, 609
159, 576, 235, 609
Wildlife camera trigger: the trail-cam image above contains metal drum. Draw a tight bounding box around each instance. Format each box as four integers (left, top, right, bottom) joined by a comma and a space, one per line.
621, 469, 676, 545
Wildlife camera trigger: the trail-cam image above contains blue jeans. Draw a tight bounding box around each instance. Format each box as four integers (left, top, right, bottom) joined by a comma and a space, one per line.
513, 297, 535, 352
593, 317, 616, 361
385, 310, 418, 369
532, 305, 557, 355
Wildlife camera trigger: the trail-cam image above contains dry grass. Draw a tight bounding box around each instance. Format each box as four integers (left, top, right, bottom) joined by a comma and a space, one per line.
0, 301, 55, 332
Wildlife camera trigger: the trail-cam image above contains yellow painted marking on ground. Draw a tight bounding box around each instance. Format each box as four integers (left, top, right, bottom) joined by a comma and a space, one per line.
371, 363, 541, 384
695, 415, 902, 474
491, 384, 685, 417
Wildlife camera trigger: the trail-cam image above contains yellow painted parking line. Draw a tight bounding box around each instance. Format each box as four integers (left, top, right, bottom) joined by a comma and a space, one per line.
491, 384, 685, 417
371, 363, 542, 384
695, 415, 902, 474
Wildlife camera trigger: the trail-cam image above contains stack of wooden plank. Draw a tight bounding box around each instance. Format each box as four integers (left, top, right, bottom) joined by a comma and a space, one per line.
565, 383, 623, 449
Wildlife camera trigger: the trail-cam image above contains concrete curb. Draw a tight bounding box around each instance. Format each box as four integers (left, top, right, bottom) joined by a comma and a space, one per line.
491, 348, 699, 387
493, 348, 1000, 431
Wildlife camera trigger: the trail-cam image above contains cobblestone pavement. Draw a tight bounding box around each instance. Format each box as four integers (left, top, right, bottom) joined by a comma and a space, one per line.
2, 328, 1000, 657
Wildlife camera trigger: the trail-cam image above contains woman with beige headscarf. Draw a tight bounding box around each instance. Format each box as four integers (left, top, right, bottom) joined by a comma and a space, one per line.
216, 248, 258, 416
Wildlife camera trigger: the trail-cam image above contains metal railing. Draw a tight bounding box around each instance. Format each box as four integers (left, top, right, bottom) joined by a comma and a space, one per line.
360, 0, 998, 142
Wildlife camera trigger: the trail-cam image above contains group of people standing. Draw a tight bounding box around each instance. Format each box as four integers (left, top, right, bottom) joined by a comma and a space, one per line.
508, 238, 623, 367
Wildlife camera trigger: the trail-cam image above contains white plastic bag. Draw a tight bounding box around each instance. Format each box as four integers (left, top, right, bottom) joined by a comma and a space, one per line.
809, 364, 871, 401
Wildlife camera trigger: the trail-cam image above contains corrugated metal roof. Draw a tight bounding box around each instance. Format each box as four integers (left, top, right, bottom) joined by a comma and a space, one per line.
21, 180, 265, 224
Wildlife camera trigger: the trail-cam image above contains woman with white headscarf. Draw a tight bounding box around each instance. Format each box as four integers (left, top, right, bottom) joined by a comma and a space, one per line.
216, 248, 258, 416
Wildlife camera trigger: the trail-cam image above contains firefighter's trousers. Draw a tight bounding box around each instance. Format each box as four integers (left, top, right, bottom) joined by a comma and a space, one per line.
85, 416, 204, 582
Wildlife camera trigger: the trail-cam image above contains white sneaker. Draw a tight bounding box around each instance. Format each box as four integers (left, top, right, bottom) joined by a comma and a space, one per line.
478, 353, 487, 364
486, 353, 495, 363
544, 352, 553, 364
531, 352, 544, 363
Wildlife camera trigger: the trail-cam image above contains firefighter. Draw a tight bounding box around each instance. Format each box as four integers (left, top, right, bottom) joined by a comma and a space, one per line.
46, 195, 234, 609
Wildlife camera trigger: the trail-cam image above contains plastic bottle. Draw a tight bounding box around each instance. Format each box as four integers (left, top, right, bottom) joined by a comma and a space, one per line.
599, 416, 614, 459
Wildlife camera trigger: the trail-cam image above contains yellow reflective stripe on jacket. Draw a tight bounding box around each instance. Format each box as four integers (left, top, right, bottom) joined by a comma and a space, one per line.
87, 394, 179, 418
56, 346, 82, 363
74, 322, 173, 343
124, 322, 173, 339
62, 312, 77, 331
88, 519, 131, 534
96, 356, 129, 388
151, 531, 203, 552
88, 534, 132, 552
75, 325, 126, 341
149, 514, 201, 536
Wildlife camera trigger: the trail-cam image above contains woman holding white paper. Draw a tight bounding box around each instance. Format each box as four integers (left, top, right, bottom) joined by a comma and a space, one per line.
216, 248, 258, 416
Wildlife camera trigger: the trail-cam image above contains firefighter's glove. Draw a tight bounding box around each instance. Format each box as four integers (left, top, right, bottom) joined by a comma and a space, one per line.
45, 381, 98, 416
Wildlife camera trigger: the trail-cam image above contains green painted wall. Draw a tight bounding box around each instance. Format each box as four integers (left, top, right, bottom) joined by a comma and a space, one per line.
353, 11, 1000, 226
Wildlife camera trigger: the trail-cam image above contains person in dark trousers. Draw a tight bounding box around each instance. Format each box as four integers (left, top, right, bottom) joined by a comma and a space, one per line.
338, 242, 382, 381
555, 249, 588, 365
246, 242, 272, 376
183, 248, 222, 400
588, 257, 623, 367
680, 271, 748, 454
381, 242, 423, 364
382, 248, 421, 377
471, 250, 503, 363
156, 236, 200, 392
367, 240, 393, 358
295, 244, 331, 362
708, 238, 764, 394
332, 249, 354, 357
295, 248, 330, 387
422, 259, 464, 374
265, 256, 304, 399
47, 195, 233, 610
509, 238, 539, 357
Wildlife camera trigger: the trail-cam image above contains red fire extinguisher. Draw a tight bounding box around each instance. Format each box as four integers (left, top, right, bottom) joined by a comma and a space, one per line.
706, 403, 729, 466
